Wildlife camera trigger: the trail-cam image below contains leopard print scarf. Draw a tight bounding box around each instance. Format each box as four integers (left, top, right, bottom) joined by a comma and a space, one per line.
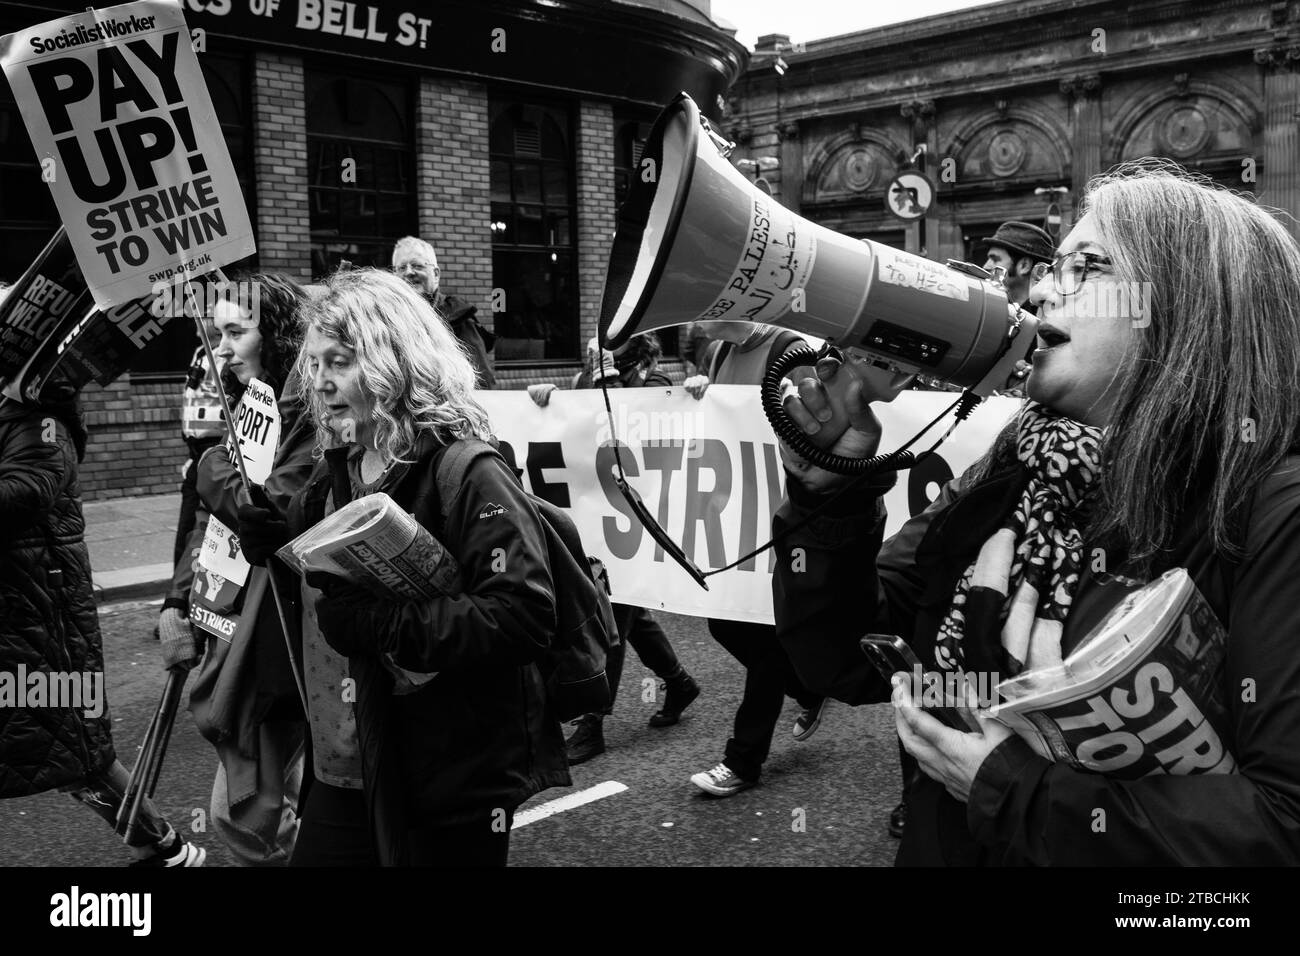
935, 402, 1104, 676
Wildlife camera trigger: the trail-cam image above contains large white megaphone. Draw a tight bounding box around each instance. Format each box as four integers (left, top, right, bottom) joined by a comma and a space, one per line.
599, 92, 1036, 397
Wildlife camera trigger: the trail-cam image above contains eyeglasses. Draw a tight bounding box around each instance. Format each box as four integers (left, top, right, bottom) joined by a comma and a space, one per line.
1030, 252, 1113, 296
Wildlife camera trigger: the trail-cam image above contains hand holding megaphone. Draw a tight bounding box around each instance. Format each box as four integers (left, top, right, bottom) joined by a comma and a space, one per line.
779, 354, 913, 494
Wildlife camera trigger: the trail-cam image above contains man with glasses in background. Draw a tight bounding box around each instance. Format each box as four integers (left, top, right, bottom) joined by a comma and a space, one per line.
392, 236, 498, 388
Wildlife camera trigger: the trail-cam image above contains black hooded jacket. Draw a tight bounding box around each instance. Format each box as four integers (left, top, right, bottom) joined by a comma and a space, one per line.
285, 431, 569, 862
436, 293, 497, 390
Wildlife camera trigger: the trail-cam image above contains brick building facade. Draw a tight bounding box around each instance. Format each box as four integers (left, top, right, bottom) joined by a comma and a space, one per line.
0, 0, 746, 499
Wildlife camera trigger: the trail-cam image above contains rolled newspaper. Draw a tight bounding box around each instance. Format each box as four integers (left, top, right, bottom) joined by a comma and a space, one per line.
277, 492, 462, 601
989, 568, 1235, 778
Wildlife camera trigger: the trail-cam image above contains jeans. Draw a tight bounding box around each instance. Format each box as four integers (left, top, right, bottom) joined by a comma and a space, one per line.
603, 603, 683, 715
707, 618, 823, 781
62, 758, 170, 849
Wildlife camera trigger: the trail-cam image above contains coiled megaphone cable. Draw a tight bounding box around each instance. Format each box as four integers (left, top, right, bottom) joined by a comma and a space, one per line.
760, 344, 982, 476
595, 338, 988, 587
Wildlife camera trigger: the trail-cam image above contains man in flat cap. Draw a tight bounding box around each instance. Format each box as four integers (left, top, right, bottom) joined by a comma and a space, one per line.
979, 220, 1055, 313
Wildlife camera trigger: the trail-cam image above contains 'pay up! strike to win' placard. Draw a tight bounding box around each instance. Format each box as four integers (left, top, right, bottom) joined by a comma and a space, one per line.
0, 0, 255, 308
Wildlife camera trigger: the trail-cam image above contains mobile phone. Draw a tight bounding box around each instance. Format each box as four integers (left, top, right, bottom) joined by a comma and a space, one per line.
859, 634, 964, 730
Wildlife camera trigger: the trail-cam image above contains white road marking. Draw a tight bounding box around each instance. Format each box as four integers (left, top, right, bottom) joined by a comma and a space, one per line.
512, 780, 628, 829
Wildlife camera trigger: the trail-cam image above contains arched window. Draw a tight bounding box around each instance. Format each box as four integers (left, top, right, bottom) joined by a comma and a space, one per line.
307, 72, 415, 277
489, 97, 577, 362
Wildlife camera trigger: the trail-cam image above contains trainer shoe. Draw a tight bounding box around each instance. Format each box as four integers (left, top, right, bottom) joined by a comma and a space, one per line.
565, 713, 606, 765
888, 801, 907, 839
130, 834, 206, 867
792, 698, 828, 741
690, 762, 757, 797
648, 672, 700, 728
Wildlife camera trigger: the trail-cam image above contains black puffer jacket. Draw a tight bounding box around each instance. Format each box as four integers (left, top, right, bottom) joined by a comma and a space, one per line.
0, 396, 115, 797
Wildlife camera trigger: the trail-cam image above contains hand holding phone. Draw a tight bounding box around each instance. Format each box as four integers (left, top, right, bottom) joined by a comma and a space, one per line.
859, 634, 967, 731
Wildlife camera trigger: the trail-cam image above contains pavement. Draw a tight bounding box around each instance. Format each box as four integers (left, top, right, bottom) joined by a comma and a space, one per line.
83, 492, 182, 604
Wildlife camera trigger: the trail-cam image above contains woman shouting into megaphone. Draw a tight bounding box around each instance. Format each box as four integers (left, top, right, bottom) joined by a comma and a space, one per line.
772, 160, 1300, 866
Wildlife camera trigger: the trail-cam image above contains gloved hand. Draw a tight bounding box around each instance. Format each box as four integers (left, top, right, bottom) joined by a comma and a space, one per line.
237, 486, 289, 567
158, 606, 202, 671
304, 570, 385, 658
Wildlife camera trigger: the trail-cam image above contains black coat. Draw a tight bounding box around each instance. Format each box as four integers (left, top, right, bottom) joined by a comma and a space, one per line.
0, 397, 115, 797
774, 451, 1300, 865
286, 432, 569, 863
437, 293, 497, 390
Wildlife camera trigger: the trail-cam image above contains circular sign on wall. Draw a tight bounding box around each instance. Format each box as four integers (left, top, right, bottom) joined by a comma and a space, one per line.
885, 170, 936, 221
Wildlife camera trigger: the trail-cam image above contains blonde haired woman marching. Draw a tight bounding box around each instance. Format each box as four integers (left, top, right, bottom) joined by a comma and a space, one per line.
237, 268, 568, 866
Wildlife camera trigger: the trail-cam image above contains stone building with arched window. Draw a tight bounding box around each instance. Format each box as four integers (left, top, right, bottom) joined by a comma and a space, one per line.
0, 0, 745, 499
726, 0, 1298, 263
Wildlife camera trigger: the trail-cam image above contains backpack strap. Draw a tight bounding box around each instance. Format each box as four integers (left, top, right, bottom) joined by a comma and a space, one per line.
434, 438, 504, 521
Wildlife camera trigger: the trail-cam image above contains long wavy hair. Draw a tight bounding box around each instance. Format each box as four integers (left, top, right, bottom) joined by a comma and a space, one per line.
294, 268, 492, 460
966, 160, 1300, 566
218, 273, 309, 402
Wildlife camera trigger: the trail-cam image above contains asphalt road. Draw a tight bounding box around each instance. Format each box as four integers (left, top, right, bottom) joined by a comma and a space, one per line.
0, 601, 905, 867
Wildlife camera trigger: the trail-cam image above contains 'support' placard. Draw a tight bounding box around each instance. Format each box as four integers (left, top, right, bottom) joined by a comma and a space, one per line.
0, 0, 255, 309
477, 388, 1018, 624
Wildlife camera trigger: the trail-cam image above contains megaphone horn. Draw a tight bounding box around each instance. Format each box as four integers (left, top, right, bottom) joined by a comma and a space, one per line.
599, 92, 1036, 393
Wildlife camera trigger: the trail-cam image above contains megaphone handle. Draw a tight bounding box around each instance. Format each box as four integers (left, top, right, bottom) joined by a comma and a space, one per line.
704, 383, 972, 580
969, 313, 1039, 399
760, 346, 917, 477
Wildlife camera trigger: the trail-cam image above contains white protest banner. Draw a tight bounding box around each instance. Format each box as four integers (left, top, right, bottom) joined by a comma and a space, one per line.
477, 387, 1019, 624
228, 377, 279, 486
0, 0, 256, 309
